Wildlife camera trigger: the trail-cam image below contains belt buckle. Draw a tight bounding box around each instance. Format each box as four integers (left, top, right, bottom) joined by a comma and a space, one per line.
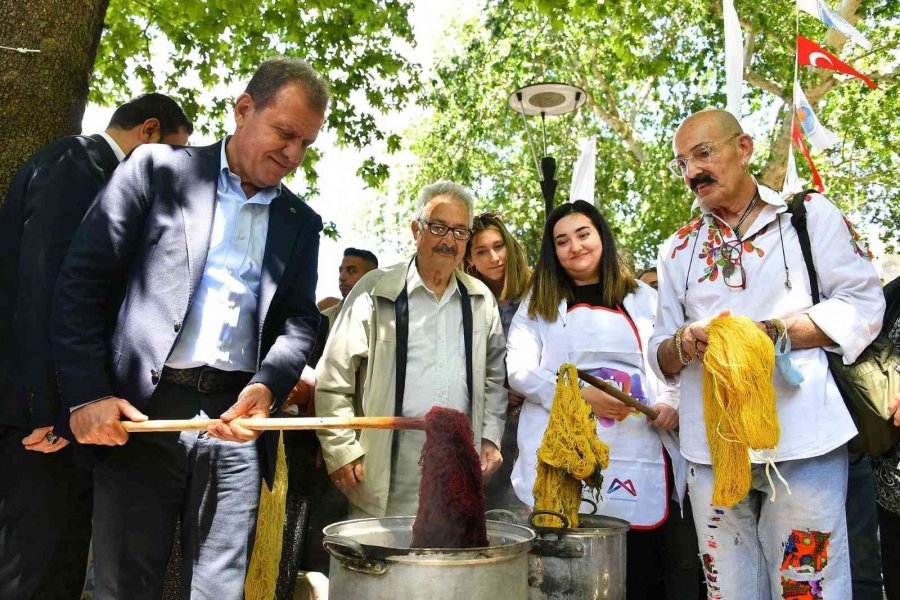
196, 367, 214, 394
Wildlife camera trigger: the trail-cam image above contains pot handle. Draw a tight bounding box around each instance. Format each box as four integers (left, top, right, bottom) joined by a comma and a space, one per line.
485, 509, 518, 523
528, 510, 569, 537
323, 534, 387, 576
581, 496, 599, 515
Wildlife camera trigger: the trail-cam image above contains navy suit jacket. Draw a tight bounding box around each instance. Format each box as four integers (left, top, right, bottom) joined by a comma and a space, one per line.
0, 134, 119, 431
52, 140, 322, 484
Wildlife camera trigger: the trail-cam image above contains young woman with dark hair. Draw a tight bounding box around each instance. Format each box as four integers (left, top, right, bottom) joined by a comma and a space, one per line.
507, 200, 701, 599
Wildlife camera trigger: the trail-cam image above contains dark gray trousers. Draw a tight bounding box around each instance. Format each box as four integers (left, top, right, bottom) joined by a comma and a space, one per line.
91, 381, 260, 600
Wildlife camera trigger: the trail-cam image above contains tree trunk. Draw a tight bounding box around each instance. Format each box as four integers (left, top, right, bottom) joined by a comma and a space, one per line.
0, 0, 109, 205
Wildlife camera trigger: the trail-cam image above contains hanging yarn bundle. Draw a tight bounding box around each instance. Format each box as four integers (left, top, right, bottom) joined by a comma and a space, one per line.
244, 433, 288, 600
702, 316, 780, 507
411, 406, 488, 548
532, 364, 610, 529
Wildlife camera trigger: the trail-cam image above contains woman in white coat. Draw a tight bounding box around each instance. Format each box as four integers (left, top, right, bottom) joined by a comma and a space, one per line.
507, 200, 700, 600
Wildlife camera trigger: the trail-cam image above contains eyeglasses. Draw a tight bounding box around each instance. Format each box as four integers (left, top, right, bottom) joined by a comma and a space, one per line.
418, 219, 473, 241
668, 133, 741, 176
718, 238, 746, 289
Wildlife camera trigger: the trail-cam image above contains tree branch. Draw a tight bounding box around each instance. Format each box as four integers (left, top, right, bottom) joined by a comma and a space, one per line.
746, 69, 787, 98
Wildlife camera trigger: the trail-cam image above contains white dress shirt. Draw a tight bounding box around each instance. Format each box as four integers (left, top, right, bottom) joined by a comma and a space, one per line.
98, 131, 126, 162
649, 184, 885, 465
401, 262, 469, 416
166, 139, 278, 372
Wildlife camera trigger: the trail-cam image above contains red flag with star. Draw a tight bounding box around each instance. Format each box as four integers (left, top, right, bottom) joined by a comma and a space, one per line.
797, 35, 877, 89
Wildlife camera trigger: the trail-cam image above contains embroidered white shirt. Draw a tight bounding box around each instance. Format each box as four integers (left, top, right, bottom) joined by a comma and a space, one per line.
649, 184, 885, 465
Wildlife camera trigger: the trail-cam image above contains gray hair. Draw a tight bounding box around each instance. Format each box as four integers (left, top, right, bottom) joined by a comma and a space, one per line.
245, 57, 330, 113
414, 181, 475, 228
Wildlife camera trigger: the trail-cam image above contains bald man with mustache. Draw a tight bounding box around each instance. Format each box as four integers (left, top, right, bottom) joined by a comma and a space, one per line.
649, 109, 884, 599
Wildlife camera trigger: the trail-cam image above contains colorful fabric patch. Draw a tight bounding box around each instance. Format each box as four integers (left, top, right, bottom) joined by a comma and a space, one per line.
701, 553, 722, 599
781, 576, 824, 599
781, 529, 830, 574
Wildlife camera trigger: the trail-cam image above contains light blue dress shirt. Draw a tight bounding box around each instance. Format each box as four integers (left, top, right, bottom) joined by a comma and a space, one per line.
166, 138, 279, 372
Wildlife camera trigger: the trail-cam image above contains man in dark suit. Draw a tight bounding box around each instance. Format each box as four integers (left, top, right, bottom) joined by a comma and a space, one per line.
0, 93, 191, 600
52, 58, 328, 599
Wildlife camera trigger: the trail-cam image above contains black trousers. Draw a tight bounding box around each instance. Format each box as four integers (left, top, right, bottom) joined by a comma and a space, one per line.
0, 426, 93, 600
626, 454, 705, 600
881, 505, 900, 600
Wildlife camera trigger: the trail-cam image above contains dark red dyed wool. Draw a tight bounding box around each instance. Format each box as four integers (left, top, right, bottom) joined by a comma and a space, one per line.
410, 406, 488, 548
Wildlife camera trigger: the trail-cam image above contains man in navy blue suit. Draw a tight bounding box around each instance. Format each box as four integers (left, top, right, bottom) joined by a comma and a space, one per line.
0, 93, 191, 600
52, 58, 328, 599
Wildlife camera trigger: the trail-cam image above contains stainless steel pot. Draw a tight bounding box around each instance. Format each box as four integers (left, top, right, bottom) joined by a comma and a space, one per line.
323, 516, 535, 600
525, 509, 629, 600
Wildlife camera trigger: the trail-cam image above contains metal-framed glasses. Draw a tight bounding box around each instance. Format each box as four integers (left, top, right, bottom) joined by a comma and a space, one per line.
718, 238, 747, 289
668, 133, 741, 176
418, 219, 473, 241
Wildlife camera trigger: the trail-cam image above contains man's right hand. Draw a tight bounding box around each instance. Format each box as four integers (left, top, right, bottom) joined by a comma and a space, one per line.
330, 457, 364, 495
69, 397, 148, 445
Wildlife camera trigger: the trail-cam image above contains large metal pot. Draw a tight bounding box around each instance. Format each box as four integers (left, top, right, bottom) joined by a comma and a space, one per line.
323, 516, 535, 599
525, 509, 629, 600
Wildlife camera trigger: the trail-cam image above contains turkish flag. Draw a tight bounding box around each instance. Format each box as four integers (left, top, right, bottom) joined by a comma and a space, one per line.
797, 35, 877, 89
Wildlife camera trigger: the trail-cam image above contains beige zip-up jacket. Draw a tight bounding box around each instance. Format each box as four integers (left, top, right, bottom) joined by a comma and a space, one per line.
314, 259, 508, 517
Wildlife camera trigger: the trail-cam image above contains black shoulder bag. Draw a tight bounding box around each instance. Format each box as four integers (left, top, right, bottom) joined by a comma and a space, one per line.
788, 190, 900, 456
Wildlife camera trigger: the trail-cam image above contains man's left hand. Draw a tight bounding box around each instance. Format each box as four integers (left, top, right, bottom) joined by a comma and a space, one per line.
22, 426, 70, 453
208, 383, 272, 442
480, 439, 502, 481
648, 404, 678, 431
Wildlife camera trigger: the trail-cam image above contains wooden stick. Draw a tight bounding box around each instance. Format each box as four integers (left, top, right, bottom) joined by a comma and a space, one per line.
122, 415, 426, 433
576, 370, 659, 421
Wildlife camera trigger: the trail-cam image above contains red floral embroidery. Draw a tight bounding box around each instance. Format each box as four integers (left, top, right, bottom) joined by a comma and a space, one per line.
697, 219, 768, 284
670, 215, 703, 259
842, 216, 874, 261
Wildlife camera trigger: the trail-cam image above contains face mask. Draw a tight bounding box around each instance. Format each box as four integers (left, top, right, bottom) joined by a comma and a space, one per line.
774, 332, 805, 387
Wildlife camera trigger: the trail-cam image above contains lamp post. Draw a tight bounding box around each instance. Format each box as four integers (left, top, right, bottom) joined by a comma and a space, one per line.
508, 82, 586, 217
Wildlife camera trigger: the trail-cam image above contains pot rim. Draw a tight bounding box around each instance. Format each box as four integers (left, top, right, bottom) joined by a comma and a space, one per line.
323, 516, 536, 562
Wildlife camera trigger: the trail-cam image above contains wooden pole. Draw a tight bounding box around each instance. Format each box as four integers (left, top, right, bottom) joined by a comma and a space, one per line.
122, 415, 426, 432
576, 369, 659, 421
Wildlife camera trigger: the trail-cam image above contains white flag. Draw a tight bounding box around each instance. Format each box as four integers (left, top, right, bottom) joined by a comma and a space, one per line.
781, 142, 803, 198
723, 0, 744, 119
793, 81, 840, 151
797, 0, 872, 50
569, 136, 596, 204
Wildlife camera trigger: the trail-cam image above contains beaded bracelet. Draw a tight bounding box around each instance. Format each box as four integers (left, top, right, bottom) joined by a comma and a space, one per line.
674, 325, 692, 365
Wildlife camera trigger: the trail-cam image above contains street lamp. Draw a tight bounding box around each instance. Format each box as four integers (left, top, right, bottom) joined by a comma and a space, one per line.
508, 82, 586, 217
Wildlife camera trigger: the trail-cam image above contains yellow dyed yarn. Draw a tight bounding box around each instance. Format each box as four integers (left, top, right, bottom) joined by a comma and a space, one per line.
533, 364, 610, 528
702, 316, 779, 507
244, 433, 288, 600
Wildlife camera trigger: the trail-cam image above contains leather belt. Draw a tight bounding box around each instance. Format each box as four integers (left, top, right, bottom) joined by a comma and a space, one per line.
161, 366, 253, 394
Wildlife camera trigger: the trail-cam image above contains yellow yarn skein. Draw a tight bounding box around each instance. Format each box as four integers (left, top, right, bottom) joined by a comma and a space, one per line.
244, 433, 288, 600
702, 316, 779, 507
533, 364, 610, 528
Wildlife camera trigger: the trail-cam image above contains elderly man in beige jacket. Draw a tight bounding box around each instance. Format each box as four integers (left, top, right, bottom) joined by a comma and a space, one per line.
315, 181, 508, 517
